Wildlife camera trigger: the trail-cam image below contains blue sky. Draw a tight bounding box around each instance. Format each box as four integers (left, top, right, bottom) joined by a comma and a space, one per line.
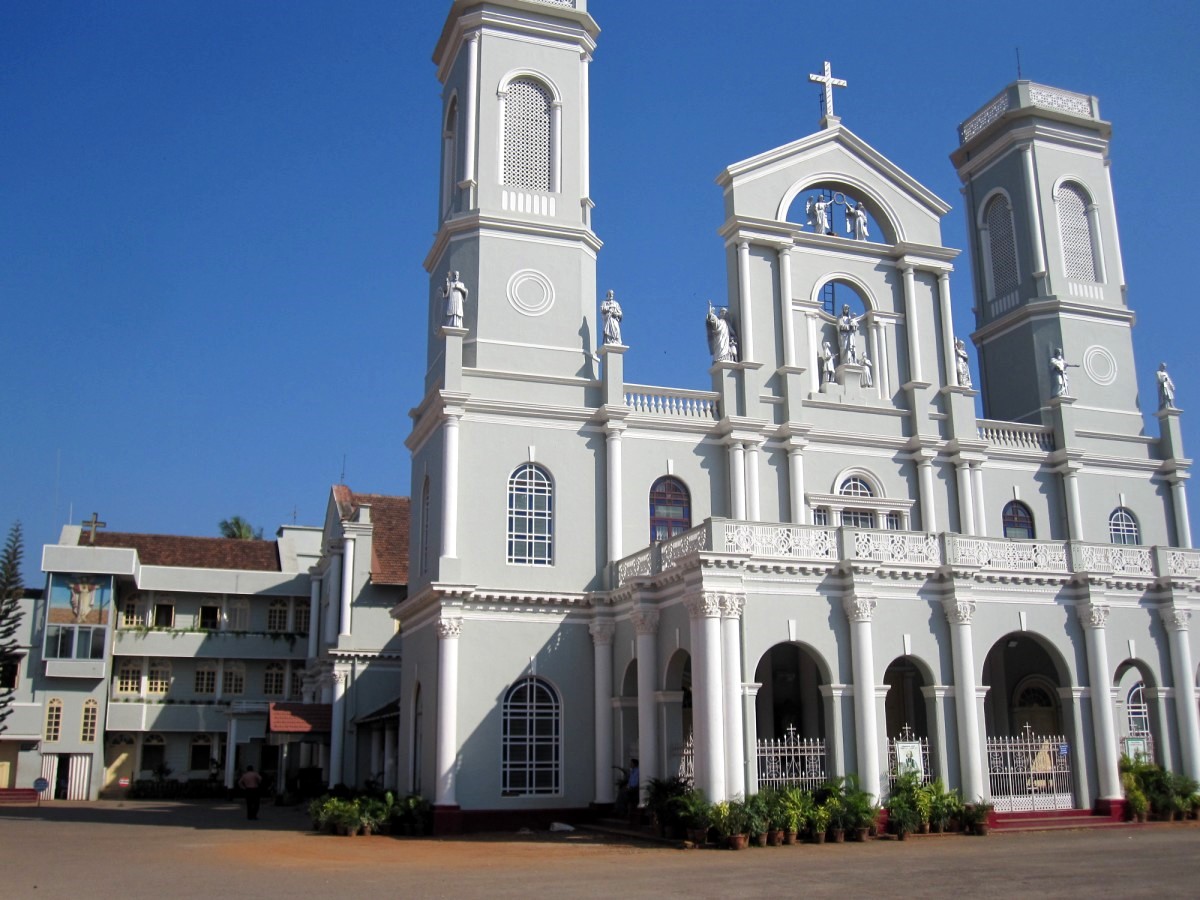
3, 1, 1198, 580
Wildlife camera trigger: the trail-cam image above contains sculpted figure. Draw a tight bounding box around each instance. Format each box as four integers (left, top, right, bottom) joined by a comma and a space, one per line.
442, 270, 468, 328
1049, 347, 1078, 397
1157, 362, 1177, 409
954, 337, 972, 388
813, 196, 831, 234
860, 356, 873, 388
600, 290, 623, 345
819, 340, 836, 383
706, 301, 738, 363
837, 304, 864, 364
846, 201, 869, 240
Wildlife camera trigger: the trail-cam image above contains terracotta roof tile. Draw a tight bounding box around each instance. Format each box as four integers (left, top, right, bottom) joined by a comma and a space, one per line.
350, 492, 410, 585
269, 702, 332, 734
85, 532, 281, 571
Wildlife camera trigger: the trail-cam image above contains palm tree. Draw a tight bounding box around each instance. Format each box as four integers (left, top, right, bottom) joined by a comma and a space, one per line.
218, 516, 263, 540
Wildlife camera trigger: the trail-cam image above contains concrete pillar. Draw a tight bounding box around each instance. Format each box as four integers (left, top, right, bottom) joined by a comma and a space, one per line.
745, 442, 761, 521
1170, 479, 1193, 549
1079, 602, 1122, 800
384, 722, 398, 792
1062, 467, 1084, 542
787, 443, 806, 524
844, 594, 881, 799
937, 272, 956, 388
737, 241, 754, 362
686, 593, 726, 802
923, 685, 951, 783
590, 621, 616, 804
943, 598, 985, 801
328, 669, 347, 789
916, 454, 938, 533
462, 33, 479, 206
606, 425, 623, 563
743, 683, 761, 795
900, 265, 923, 383
441, 411, 462, 561
955, 461, 976, 536
307, 575, 321, 660
339, 538, 355, 638
721, 595, 746, 799
435, 616, 462, 806
728, 442, 746, 520
1161, 607, 1200, 782
632, 609, 660, 804
777, 246, 795, 368
971, 463, 987, 537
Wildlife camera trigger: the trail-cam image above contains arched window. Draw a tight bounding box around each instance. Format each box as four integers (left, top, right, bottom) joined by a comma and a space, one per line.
1002, 501, 1035, 540
44, 698, 63, 742
1057, 182, 1099, 282
984, 194, 1019, 307
1109, 508, 1140, 545
292, 600, 310, 636
194, 660, 216, 695
141, 733, 165, 774
116, 659, 141, 695
507, 463, 553, 565
225, 598, 249, 632
1127, 682, 1150, 735
502, 77, 552, 191
267, 599, 289, 633
501, 675, 561, 796
80, 699, 99, 742
146, 659, 171, 695
223, 661, 246, 696
441, 96, 459, 214
839, 477, 875, 529
649, 477, 691, 542
290, 664, 305, 699
263, 662, 285, 697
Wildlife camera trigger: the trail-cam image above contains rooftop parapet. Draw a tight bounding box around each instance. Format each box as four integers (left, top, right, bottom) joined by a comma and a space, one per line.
958, 81, 1100, 145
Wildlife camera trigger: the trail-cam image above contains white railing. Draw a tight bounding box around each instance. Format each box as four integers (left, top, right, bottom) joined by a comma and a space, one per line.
986, 725, 1074, 812
660, 525, 709, 570
853, 530, 941, 566
724, 523, 838, 561
676, 734, 695, 785
1071, 543, 1155, 577
616, 547, 653, 586
624, 384, 719, 419
1067, 281, 1104, 301
960, 90, 1011, 142
757, 726, 827, 791
501, 189, 555, 217
977, 419, 1054, 452
1166, 549, 1200, 579
1028, 85, 1093, 117
947, 536, 1070, 574
887, 730, 933, 791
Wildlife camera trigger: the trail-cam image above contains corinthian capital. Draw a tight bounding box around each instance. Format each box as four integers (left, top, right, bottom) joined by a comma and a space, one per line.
842, 595, 876, 623
1077, 601, 1110, 629
437, 616, 463, 639
684, 593, 724, 620
1160, 606, 1191, 632
721, 594, 745, 619
941, 597, 976, 625
631, 609, 660, 635
589, 621, 616, 645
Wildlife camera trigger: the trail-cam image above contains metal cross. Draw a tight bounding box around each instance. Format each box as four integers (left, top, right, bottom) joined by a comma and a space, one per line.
808, 60, 847, 119
81, 512, 107, 544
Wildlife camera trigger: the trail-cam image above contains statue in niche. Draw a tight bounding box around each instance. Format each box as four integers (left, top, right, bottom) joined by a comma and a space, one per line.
1157, 362, 1177, 409
441, 270, 468, 329
954, 337, 972, 388
837, 304, 865, 364
806, 195, 832, 235
706, 301, 739, 363
846, 200, 870, 241
1050, 347, 1078, 397
600, 290, 623, 345
819, 340, 836, 383
860, 356, 873, 388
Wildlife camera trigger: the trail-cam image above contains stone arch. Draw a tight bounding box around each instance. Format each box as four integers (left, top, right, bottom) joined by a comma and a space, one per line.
662, 648, 693, 780
618, 659, 640, 771
753, 641, 831, 740
1115, 658, 1160, 763
883, 654, 935, 739
778, 173, 903, 244
810, 272, 878, 313
981, 631, 1073, 737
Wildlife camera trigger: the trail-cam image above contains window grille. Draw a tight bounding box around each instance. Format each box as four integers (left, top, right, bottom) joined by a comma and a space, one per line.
649, 476, 691, 542
1057, 183, 1098, 281
1002, 501, 1036, 539
290, 665, 305, 699
501, 676, 561, 795
292, 602, 310, 636
885, 511, 903, 531
225, 599, 250, 632
117, 660, 141, 694
1109, 508, 1140, 545
223, 662, 245, 696
81, 699, 99, 742
44, 699, 63, 742
812, 508, 830, 527
839, 477, 874, 498
146, 659, 171, 695
263, 662, 285, 697
507, 463, 554, 565
1127, 682, 1150, 735
121, 598, 144, 628
503, 78, 552, 191
985, 195, 1019, 299
267, 599, 289, 633
194, 663, 216, 695
841, 509, 875, 529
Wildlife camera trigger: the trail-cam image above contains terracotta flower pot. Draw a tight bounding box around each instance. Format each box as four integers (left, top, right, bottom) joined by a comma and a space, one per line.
855, 827, 870, 842
974, 823, 990, 836
768, 830, 784, 846
728, 834, 749, 850
811, 831, 826, 845
754, 832, 768, 847
830, 828, 845, 844
783, 830, 797, 845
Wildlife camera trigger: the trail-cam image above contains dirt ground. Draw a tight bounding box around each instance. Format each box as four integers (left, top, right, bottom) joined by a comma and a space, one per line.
2, 801, 1200, 898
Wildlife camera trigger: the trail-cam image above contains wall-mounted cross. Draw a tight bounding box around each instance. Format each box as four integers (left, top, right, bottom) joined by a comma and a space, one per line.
81, 512, 107, 544
808, 60, 847, 120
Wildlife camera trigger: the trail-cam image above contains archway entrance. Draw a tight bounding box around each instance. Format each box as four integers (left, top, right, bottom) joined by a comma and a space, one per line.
663, 650, 693, 782
883, 656, 932, 785
1114, 660, 1158, 764
753, 643, 828, 790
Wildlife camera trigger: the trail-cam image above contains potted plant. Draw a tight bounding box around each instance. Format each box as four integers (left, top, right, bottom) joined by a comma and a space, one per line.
809, 802, 831, 844
713, 800, 748, 850
744, 792, 770, 846
645, 775, 690, 839
327, 797, 364, 836
308, 794, 333, 833
961, 802, 994, 836
780, 786, 811, 845
675, 789, 712, 845
926, 780, 960, 833
361, 794, 393, 836
762, 789, 787, 845
1126, 787, 1149, 823
887, 794, 919, 840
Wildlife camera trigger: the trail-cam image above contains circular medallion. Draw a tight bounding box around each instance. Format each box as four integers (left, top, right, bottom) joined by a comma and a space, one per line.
1083, 345, 1117, 386
506, 269, 555, 317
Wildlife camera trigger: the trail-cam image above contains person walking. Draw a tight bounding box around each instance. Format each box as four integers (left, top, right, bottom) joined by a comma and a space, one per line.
238, 765, 263, 821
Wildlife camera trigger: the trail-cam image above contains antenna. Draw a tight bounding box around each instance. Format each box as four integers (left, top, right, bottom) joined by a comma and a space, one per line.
1015, 47, 1022, 80
339, 454, 347, 484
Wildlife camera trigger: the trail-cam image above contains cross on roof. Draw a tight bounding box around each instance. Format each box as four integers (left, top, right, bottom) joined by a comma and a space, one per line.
81, 512, 107, 545
808, 60, 847, 122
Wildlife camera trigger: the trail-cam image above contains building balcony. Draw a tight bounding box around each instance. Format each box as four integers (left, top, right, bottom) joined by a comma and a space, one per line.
112, 629, 307, 660
609, 518, 1198, 589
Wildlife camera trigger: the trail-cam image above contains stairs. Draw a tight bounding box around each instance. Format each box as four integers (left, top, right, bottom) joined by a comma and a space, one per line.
991, 808, 1133, 833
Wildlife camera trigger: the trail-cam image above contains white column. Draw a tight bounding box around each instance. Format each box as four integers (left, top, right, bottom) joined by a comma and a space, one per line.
307, 576, 321, 660
1022, 145, 1048, 285
737, 241, 754, 362
844, 595, 881, 799
721, 595, 746, 800
820, 685, 847, 776
777, 246, 795, 367
1102, 164, 1126, 288
339, 537, 354, 638
745, 442, 761, 521
1079, 602, 1121, 800
1062, 467, 1084, 542
462, 33, 479, 205
873, 321, 891, 398
606, 425, 623, 563
900, 265, 923, 384
923, 685, 951, 782
550, 100, 563, 193
1162, 607, 1200, 782
787, 444, 806, 524
328, 669, 347, 789
590, 621, 616, 804
943, 599, 985, 801
580, 52, 590, 209
806, 313, 820, 393
435, 617, 462, 806
324, 556, 339, 645
955, 462, 976, 536
916, 455, 938, 533
728, 442, 746, 520
971, 463, 987, 538
1171, 479, 1193, 549
441, 410, 462, 562
936, 272, 956, 387
743, 684, 761, 796
632, 609, 660, 804
686, 594, 726, 802
224, 718, 238, 789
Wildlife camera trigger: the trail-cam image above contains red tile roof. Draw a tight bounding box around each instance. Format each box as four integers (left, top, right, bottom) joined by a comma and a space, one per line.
269, 702, 332, 734
333, 487, 410, 586
86, 532, 281, 571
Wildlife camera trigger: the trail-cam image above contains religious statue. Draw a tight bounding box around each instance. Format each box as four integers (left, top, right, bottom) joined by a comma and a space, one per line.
846, 201, 869, 241
837, 304, 864, 364
806, 195, 831, 234
706, 301, 739, 363
860, 356, 873, 388
954, 337, 972, 388
1157, 362, 1177, 409
441, 270, 468, 329
600, 290, 623, 345
1049, 347, 1078, 397
819, 340, 836, 384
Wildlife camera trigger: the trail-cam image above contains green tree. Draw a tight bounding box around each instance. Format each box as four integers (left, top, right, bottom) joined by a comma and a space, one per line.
0, 522, 25, 734
218, 516, 263, 540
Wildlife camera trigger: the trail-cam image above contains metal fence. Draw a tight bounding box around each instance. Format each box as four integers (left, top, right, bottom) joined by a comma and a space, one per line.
986, 724, 1074, 812
756, 726, 828, 791
886, 728, 932, 792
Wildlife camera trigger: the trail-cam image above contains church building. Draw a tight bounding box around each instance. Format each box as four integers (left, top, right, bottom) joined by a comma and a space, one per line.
398, 0, 1199, 830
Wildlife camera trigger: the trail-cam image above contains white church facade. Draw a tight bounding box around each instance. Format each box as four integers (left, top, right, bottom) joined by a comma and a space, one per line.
398, 0, 1200, 830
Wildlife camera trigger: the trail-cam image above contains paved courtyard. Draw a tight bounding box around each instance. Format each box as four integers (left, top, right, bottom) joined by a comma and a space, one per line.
2, 801, 1199, 898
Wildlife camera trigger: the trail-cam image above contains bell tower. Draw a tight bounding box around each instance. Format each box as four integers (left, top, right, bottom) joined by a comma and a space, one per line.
424, 0, 601, 389
953, 82, 1139, 434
